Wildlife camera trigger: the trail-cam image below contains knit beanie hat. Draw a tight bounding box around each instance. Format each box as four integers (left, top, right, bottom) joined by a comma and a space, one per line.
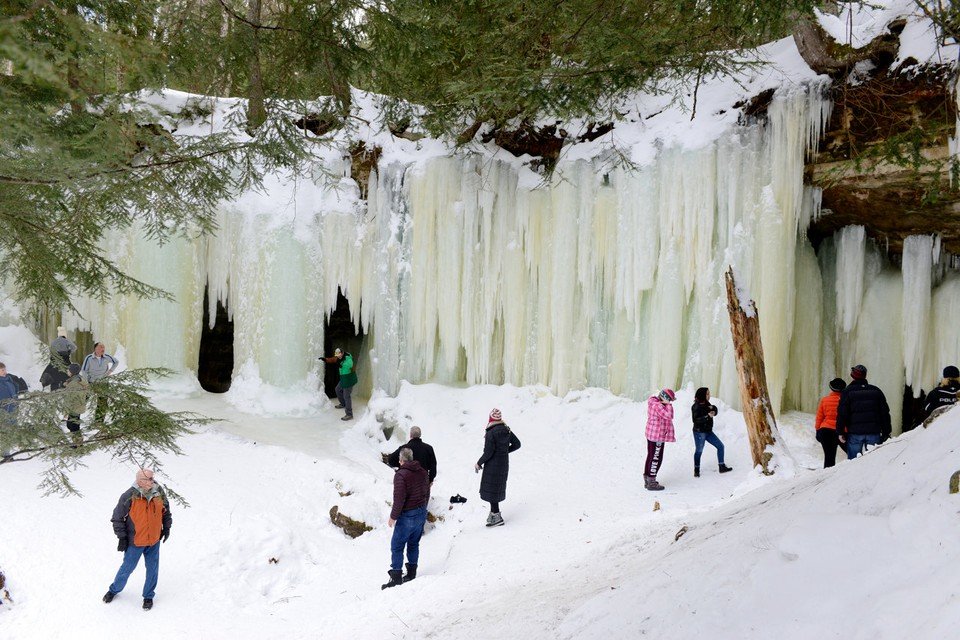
488, 408, 502, 423
850, 364, 867, 380
68, 363, 81, 376
829, 378, 846, 392
658, 388, 676, 402
57, 326, 67, 337
943, 365, 959, 379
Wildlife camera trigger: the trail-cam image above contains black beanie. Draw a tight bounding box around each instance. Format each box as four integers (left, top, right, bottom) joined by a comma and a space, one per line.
945, 365, 960, 379
829, 378, 846, 392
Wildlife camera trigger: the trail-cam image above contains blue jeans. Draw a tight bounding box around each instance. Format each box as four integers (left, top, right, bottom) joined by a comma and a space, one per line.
846, 433, 880, 459
109, 541, 160, 599
391, 506, 427, 571
693, 431, 725, 467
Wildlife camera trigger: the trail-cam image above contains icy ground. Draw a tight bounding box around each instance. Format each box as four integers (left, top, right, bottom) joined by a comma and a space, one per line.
2, 381, 958, 640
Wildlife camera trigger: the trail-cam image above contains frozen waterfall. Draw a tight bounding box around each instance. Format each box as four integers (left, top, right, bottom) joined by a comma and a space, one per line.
59, 87, 959, 433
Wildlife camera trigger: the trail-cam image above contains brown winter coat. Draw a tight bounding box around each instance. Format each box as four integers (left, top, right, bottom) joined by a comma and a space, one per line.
390, 460, 430, 521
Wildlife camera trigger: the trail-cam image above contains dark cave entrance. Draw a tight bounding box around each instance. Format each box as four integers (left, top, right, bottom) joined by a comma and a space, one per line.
902, 385, 926, 432
198, 286, 234, 393
323, 288, 365, 399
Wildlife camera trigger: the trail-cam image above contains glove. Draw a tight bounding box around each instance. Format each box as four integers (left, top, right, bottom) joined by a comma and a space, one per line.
117, 538, 128, 552
161, 529, 170, 543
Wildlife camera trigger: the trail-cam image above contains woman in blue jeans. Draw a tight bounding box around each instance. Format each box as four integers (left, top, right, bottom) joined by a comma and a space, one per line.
691, 387, 733, 477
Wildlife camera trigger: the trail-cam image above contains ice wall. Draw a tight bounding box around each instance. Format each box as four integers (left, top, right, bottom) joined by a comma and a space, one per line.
338, 90, 834, 411
59, 87, 960, 433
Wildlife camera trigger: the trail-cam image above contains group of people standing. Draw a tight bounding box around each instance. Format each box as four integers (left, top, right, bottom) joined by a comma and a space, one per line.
381, 408, 521, 590
642, 387, 732, 491
814, 363, 958, 468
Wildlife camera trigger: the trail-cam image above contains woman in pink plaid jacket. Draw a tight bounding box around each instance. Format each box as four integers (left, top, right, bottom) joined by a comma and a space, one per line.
644, 389, 676, 491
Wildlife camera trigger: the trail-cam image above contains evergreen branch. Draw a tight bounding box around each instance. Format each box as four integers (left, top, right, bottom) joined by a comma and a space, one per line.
0, 141, 252, 186
216, 0, 300, 33
1, 0, 61, 25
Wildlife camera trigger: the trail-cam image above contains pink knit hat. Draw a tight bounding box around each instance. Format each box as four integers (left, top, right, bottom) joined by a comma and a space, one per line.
488, 408, 502, 423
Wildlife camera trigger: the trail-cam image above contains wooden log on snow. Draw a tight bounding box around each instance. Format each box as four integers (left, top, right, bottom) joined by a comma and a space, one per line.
724, 268, 777, 474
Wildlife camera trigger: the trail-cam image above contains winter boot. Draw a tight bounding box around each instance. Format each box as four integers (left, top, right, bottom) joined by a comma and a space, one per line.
142, 598, 153, 611
403, 563, 418, 582
719, 464, 733, 473
102, 590, 116, 603
486, 512, 505, 527
334, 404, 345, 409
694, 467, 700, 478
341, 414, 353, 421
381, 569, 403, 590
644, 476, 665, 491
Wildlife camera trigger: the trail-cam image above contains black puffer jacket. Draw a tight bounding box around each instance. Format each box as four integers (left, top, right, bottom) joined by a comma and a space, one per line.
387, 437, 438, 482
477, 422, 521, 503
691, 402, 717, 433
836, 379, 891, 438
922, 381, 959, 421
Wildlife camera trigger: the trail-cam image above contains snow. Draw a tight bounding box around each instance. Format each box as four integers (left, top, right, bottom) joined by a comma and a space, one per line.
3, 3, 960, 635
2, 378, 960, 639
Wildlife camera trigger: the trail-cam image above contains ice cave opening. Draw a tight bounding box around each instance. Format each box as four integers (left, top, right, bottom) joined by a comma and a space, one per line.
323, 288, 365, 399
198, 286, 234, 393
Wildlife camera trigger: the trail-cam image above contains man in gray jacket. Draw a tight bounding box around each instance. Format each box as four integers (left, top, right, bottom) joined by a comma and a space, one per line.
81, 343, 118, 423
81, 342, 118, 383
50, 326, 77, 366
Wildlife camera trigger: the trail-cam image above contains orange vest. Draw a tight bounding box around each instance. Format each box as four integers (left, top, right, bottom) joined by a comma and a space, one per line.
815, 391, 841, 430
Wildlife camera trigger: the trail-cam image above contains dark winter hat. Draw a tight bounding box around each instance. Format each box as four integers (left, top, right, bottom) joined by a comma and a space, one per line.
850, 364, 867, 380
68, 363, 81, 376
829, 378, 846, 392
944, 365, 960, 379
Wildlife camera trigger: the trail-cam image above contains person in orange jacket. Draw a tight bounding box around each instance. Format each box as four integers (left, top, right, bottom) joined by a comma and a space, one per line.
102, 469, 172, 611
815, 378, 846, 468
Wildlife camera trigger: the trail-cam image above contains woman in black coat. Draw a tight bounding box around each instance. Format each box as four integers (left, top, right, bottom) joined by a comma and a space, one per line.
475, 408, 521, 527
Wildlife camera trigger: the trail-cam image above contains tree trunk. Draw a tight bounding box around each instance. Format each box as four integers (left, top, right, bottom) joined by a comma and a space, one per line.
724, 268, 777, 473
246, 0, 266, 132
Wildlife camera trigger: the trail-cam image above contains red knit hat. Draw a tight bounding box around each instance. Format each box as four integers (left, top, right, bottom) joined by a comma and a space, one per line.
488, 408, 502, 423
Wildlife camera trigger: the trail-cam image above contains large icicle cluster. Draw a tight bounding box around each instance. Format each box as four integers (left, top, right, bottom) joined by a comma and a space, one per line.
60, 86, 960, 433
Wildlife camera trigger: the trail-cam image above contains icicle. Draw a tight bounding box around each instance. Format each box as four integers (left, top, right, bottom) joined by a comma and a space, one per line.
901, 235, 934, 393
834, 225, 866, 334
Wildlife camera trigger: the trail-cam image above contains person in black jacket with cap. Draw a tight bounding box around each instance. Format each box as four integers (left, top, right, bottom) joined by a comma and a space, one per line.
919, 365, 959, 425
836, 364, 891, 459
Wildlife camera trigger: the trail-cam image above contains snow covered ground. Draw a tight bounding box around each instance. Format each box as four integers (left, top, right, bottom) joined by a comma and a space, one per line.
2, 380, 958, 639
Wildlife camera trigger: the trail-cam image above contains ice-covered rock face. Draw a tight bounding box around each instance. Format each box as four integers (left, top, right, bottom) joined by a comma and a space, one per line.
55, 86, 957, 434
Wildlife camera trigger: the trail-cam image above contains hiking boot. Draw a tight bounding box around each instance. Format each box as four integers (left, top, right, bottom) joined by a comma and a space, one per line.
341, 415, 353, 421
719, 464, 733, 473
403, 563, 417, 582
334, 404, 345, 409
644, 477, 665, 491
486, 512, 505, 527
102, 590, 116, 603
694, 467, 700, 478
142, 598, 153, 611
381, 569, 403, 590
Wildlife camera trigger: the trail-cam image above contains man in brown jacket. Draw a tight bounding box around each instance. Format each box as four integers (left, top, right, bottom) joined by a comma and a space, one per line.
382, 448, 430, 590
102, 469, 172, 610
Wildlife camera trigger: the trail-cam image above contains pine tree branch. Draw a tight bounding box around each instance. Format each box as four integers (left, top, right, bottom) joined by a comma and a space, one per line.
0, 142, 251, 186
1, 0, 61, 25
216, 0, 299, 33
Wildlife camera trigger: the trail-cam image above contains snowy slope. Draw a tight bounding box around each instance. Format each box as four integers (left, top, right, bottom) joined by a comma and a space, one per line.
2, 380, 958, 639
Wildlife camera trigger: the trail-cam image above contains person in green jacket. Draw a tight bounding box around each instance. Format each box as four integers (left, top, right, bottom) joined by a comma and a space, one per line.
323, 348, 357, 421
